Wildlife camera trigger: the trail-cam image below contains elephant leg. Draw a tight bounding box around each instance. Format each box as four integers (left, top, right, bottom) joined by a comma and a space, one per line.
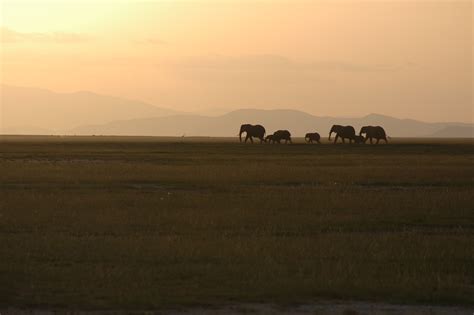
384, 137, 388, 143
376, 138, 380, 144
342, 137, 345, 144
370, 138, 373, 144
334, 135, 339, 144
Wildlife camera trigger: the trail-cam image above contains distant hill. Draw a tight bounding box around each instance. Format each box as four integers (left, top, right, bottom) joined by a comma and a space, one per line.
0, 85, 178, 133
430, 126, 473, 138
2, 85, 471, 137
71, 109, 473, 138
1, 125, 53, 135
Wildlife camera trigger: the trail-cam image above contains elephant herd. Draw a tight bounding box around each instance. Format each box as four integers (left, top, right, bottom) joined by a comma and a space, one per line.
239, 124, 388, 144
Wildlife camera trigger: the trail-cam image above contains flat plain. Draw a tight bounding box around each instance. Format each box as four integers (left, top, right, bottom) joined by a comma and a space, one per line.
0, 136, 473, 311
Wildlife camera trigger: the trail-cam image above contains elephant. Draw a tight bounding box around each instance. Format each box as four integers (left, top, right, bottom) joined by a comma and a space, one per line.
265, 135, 276, 143
359, 126, 387, 144
239, 124, 266, 143
272, 130, 292, 144
329, 125, 356, 144
354, 135, 366, 144
305, 132, 321, 144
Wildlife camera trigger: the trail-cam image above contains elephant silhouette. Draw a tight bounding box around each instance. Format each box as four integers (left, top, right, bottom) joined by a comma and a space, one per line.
265, 134, 276, 143
360, 126, 388, 144
239, 124, 266, 143
305, 132, 321, 144
272, 130, 292, 144
329, 125, 356, 144
354, 135, 366, 144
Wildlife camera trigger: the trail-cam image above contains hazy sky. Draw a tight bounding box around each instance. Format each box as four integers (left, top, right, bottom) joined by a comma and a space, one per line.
1, 0, 472, 122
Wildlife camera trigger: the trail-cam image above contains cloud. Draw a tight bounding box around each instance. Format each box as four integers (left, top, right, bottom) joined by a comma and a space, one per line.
0, 27, 90, 44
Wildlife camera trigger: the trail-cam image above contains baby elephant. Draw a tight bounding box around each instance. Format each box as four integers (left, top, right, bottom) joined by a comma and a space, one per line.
272, 130, 292, 144
354, 135, 366, 144
265, 135, 275, 143
305, 132, 321, 144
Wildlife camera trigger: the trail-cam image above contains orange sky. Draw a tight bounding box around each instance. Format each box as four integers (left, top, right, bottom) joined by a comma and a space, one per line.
1, 0, 472, 122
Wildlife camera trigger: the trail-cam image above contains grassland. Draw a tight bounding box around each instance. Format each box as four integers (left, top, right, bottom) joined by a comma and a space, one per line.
0, 136, 473, 310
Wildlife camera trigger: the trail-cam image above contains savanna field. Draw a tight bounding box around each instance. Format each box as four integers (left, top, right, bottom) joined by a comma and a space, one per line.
0, 136, 473, 310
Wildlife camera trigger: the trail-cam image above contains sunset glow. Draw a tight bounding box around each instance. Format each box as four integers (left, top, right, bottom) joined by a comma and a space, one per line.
1, 0, 472, 121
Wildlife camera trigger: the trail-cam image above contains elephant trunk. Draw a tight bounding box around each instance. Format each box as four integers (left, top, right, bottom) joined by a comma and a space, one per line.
328, 131, 333, 141
239, 130, 243, 142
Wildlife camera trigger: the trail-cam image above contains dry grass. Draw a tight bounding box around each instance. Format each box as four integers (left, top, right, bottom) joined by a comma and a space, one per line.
0, 136, 473, 309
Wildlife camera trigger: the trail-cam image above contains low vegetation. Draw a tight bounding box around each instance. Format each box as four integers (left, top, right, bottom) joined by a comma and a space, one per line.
0, 136, 473, 310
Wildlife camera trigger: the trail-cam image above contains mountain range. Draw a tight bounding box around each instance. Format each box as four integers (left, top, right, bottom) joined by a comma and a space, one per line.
71, 109, 473, 138
1, 85, 472, 137
1, 84, 177, 133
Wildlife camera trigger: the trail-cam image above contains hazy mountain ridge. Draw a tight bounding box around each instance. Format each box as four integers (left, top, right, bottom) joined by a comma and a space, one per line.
71, 109, 473, 138
1, 85, 179, 132
430, 126, 473, 138
2, 85, 471, 137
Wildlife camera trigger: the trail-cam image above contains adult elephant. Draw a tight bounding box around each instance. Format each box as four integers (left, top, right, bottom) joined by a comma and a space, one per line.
305, 132, 321, 144
329, 125, 356, 144
239, 124, 266, 143
272, 130, 292, 144
360, 126, 387, 144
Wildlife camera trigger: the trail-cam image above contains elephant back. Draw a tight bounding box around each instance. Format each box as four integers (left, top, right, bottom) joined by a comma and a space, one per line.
374, 126, 386, 138
364, 126, 386, 138
274, 130, 291, 138
343, 126, 356, 138
254, 124, 266, 137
